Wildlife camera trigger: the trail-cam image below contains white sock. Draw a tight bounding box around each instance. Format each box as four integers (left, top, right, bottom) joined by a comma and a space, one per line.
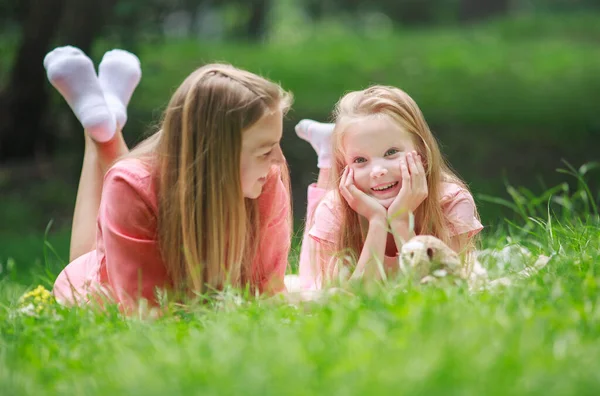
43, 46, 116, 142
295, 119, 334, 169
98, 49, 142, 130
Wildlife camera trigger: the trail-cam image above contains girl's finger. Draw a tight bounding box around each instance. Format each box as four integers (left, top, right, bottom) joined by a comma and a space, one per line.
340, 187, 352, 205
348, 184, 361, 200
345, 168, 354, 189
339, 168, 353, 204
400, 156, 411, 190
416, 154, 426, 175
339, 182, 353, 204
407, 151, 419, 177
347, 170, 364, 199
339, 166, 348, 188
349, 183, 368, 200
416, 154, 428, 195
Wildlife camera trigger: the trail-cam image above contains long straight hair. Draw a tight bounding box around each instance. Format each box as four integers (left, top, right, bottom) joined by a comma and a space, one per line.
127, 64, 292, 295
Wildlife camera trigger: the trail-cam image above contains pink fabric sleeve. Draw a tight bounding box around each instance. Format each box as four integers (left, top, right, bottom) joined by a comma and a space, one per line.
442, 187, 483, 238
307, 191, 341, 243
99, 165, 170, 309
254, 168, 292, 294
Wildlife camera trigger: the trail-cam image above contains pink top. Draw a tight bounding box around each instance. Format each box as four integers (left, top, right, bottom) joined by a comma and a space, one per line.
298, 182, 483, 289
53, 158, 291, 309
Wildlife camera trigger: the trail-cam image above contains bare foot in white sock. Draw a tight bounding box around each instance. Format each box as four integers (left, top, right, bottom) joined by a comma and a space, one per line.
98, 49, 142, 130
295, 119, 334, 169
43, 46, 116, 142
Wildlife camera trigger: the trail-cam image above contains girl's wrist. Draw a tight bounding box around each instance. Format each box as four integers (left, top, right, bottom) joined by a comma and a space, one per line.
369, 215, 388, 229
390, 218, 413, 235
387, 206, 409, 223
389, 216, 409, 228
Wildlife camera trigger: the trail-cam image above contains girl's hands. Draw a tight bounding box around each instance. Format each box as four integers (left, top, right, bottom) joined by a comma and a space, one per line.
339, 166, 387, 223
388, 151, 428, 223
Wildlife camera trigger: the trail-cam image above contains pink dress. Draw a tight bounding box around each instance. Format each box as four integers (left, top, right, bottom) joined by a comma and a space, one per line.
298, 182, 483, 290
53, 158, 291, 309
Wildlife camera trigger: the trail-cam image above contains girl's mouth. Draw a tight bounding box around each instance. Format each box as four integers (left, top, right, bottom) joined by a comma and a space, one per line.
371, 181, 399, 192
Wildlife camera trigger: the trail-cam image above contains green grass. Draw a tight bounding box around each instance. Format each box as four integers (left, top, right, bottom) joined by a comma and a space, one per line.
1, 220, 599, 395
1, 171, 599, 395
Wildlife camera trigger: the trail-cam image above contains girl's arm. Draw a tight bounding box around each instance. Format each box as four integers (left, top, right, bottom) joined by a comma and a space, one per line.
349, 217, 388, 281
448, 232, 470, 254
338, 167, 389, 282
387, 152, 427, 250
444, 188, 482, 254
389, 218, 416, 253
308, 218, 387, 287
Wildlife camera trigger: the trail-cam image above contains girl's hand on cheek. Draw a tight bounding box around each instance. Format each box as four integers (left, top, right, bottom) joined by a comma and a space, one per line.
387, 151, 428, 223
339, 166, 386, 223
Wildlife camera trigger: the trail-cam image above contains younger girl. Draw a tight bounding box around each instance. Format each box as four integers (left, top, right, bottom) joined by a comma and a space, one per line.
296, 85, 482, 289
45, 46, 293, 310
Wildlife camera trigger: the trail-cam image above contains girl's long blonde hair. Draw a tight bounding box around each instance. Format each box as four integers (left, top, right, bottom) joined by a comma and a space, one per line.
331, 85, 479, 262
128, 63, 292, 295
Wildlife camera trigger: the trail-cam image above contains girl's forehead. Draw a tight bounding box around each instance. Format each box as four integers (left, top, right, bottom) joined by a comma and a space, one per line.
342, 116, 413, 151
242, 109, 283, 150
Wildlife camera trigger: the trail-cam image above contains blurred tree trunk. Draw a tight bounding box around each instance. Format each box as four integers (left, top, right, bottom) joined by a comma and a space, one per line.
60, 0, 119, 55
304, 0, 325, 21
0, 0, 121, 162
246, 0, 269, 41
0, 0, 66, 162
460, 0, 510, 22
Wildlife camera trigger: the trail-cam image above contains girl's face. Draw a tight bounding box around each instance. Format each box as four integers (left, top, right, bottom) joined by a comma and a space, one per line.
342, 116, 418, 208
240, 109, 285, 199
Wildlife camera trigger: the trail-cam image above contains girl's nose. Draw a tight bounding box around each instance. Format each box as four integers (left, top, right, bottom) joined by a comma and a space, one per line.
371, 166, 388, 178
271, 144, 285, 165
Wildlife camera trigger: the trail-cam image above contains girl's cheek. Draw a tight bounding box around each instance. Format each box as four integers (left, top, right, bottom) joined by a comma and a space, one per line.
354, 168, 369, 183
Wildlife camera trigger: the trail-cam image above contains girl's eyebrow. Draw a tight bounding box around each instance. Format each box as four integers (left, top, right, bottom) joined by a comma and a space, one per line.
255, 140, 279, 150
345, 148, 365, 157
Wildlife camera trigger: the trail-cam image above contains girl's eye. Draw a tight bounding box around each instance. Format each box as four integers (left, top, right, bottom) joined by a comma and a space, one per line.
353, 157, 367, 164
385, 148, 400, 156
261, 150, 272, 158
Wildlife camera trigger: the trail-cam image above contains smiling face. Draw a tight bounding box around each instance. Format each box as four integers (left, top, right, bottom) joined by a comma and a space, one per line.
341, 115, 417, 208
239, 108, 285, 199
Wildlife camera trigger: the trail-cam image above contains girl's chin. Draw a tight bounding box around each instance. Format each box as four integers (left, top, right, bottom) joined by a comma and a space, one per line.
377, 197, 395, 209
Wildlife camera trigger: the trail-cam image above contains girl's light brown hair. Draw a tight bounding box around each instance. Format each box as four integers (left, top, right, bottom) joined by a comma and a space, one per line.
330, 85, 479, 264
129, 63, 292, 295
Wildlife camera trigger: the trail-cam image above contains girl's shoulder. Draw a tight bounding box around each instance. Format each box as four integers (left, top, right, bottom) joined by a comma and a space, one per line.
309, 189, 343, 244
438, 182, 483, 237
318, 189, 342, 214
439, 182, 475, 206
107, 157, 155, 182
103, 157, 158, 210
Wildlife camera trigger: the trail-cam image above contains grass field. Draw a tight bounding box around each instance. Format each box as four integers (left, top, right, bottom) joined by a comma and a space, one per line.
1, 167, 599, 395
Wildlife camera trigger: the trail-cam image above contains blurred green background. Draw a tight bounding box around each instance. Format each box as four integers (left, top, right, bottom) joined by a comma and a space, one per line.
0, 0, 599, 278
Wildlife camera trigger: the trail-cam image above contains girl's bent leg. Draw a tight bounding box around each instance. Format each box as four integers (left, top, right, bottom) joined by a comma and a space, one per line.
44, 46, 141, 261
298, 168, 332, 290
70, 132, 128, 261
